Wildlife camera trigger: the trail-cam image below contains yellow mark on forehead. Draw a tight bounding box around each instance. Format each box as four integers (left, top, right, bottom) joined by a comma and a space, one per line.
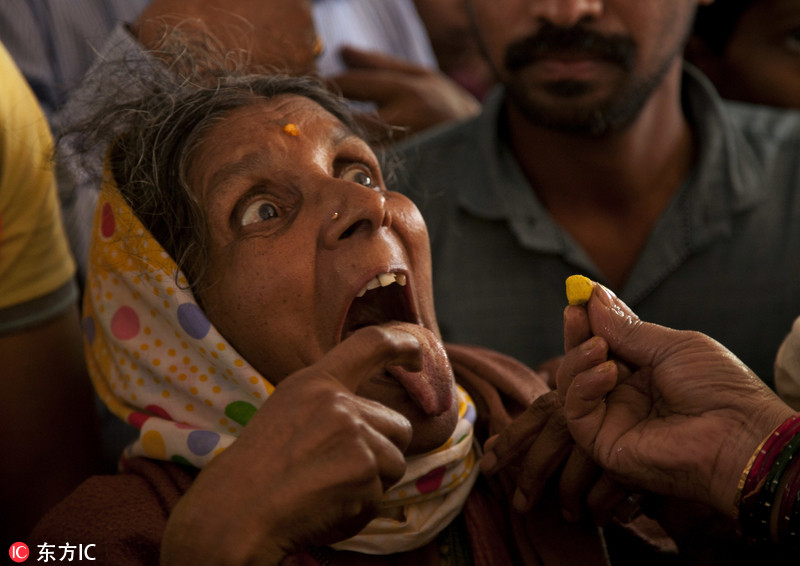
312, 35, 324, 57
283, 123, 300, 136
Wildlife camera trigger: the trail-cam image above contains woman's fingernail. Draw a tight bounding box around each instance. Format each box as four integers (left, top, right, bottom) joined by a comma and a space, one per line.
614, 493, 645, 524
562, 508, 578, 523
580, 336, 599, 355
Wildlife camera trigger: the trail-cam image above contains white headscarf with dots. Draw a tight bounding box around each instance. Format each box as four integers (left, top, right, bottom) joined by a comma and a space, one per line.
84, 167, 479, 554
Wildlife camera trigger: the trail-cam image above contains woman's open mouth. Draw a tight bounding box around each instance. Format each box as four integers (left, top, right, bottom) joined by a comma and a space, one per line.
339, 271, 453, 416
340, 271, 417, 340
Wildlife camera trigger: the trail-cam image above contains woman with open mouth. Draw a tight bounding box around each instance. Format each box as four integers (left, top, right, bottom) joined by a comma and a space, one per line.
29, 42, 623, 566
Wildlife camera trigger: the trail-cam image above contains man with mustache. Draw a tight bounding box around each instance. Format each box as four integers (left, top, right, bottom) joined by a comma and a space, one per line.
390, 0, 800, 405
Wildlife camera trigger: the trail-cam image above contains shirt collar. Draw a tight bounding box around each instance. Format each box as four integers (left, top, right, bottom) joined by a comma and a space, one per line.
455, 87, 569, 253
456, 64, 768, 252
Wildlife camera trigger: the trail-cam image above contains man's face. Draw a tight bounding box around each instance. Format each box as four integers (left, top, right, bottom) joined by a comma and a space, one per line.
711, 0, 800, 108
468, 0, 709, 135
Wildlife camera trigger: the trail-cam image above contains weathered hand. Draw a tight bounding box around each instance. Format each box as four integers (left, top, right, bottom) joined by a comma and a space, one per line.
559, 284, 795, 518
480, 389, 628, 524
161, 326, 422, 565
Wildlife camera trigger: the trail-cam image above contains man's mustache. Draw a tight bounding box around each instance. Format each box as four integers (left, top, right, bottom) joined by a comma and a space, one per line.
504, 23, 636, 72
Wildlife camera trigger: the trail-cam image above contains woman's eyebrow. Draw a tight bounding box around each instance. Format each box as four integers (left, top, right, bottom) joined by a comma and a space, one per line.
330, 123, 355, 147
203, 122, 361, 201
204, 151, 270, 202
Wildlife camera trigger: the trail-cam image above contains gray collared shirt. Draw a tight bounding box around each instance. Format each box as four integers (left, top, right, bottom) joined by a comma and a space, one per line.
391, 66, 800, 389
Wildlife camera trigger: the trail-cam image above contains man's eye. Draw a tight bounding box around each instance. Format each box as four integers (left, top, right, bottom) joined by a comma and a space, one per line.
341, 165, 376, 188
241, 199, 279, 226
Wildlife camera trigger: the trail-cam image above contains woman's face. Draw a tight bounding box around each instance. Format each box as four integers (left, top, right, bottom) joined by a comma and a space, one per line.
187, 95, 457, 454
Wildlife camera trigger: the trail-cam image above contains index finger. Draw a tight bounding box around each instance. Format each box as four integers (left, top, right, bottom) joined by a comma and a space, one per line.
481, 391, 561, 475
318, 325, 423, 392
564, 304, 592, 352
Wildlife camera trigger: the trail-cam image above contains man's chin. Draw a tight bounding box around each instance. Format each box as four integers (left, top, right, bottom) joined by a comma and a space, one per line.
515, 100, 637, 137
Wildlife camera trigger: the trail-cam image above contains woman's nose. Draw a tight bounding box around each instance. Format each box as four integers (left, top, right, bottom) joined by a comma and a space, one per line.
528, 0, 603, 28
320, 184, 392, 249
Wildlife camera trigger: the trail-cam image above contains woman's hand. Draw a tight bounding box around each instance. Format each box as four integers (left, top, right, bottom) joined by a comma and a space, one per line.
161, 326, 421, 565
479, 297, 629, 525
559, 284, 796, 518
480, 390, 628, 523
479, 310, 628, 524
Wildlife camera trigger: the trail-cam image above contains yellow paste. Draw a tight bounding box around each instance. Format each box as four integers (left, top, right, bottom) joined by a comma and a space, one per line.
565, 274, 594, 305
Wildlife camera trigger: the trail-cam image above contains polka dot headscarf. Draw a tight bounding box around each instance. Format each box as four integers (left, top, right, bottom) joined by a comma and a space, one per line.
84, 167, 478, 554
83, 168, 275, 468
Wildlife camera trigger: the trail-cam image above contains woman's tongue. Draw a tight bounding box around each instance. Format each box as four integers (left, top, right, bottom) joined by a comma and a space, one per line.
382, 321, 454, 416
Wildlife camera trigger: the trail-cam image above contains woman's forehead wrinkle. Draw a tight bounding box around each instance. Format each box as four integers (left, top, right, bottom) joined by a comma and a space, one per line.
267, 95, 355, 146
197, 100, 362, 204
330, 122, 355, 147
203, 151, 272, 203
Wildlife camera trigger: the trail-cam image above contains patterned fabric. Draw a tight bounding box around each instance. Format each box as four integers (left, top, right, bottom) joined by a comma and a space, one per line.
83, 166, 478, 553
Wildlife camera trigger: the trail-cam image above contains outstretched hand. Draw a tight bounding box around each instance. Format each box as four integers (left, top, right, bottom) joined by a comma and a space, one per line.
558, 283, 795, 518
162, 326, 422, 565
479, 326, 630, 525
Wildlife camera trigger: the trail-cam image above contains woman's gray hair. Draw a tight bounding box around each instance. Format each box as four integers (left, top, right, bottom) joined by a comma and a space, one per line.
67, 36, 372, 299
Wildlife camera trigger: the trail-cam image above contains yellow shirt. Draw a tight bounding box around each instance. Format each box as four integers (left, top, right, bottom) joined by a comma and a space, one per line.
0, 41, 76, 330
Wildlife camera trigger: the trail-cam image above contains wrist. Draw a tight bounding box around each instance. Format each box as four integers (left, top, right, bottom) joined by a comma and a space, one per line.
162, 484, 289, 566
736, 412, 800, 546
711, 403, 797, 518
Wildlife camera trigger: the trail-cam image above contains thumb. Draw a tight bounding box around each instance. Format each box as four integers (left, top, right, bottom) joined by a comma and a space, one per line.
587, 284, 680, 369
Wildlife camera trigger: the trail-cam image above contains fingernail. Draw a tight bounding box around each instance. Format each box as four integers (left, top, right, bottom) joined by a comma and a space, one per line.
580, 336, 600, 355
614, 493, 645, 524
480, 451, 497, 473
483, 435, 498, 452
513, 489, 527, 512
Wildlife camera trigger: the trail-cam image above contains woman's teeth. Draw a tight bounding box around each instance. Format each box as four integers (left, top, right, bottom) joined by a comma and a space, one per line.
356, 272, 407, 297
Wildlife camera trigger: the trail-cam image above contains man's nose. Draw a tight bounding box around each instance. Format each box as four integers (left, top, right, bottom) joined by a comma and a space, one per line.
527, 0, 603, 28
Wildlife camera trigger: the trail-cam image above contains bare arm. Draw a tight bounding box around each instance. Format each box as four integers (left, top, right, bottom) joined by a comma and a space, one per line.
1, 304, 102, 539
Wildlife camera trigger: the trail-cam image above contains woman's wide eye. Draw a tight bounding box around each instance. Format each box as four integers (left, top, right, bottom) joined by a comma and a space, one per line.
241, 199, 279, 226
341, 165, 376, 188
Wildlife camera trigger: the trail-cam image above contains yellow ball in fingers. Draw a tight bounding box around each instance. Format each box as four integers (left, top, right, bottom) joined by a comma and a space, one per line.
565, 275, 594, 305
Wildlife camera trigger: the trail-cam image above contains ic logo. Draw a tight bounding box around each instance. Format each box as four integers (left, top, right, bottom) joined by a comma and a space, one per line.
9, 542, 29, 563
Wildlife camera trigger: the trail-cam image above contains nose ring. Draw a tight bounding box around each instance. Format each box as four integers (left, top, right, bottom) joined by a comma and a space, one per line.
332, 211, 339, 220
